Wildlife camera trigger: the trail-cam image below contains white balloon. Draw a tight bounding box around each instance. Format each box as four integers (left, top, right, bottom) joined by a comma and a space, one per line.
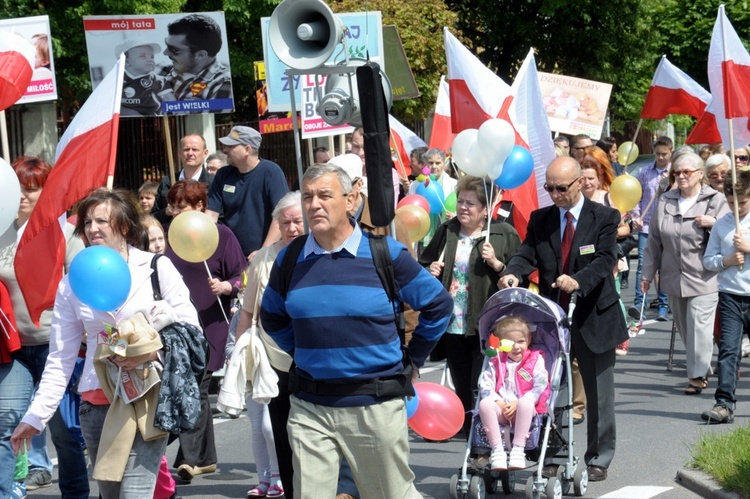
0, 158, 20, 235
451, 129, 489, 177
477, 119, 515, 178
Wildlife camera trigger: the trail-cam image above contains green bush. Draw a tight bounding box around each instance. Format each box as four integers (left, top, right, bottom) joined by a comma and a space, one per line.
689, 423, 750, 498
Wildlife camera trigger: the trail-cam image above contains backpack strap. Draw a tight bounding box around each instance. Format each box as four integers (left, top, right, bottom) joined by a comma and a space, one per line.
279, 234, 309, 299
150, 254, 163, 301
368, 234, 406, 345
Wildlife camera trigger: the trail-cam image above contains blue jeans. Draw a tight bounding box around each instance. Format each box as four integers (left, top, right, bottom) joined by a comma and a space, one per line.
15, 345, 89, 498
0, 359, 34, 497
634, 232, 668, 310
714, 293, 750, 409
79, 401, 167, 498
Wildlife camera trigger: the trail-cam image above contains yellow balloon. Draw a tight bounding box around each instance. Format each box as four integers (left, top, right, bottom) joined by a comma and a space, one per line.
395, 205, 430, 242
498, 339, 514, 352
609, 174, 643, 213
168, 211, 220, 263
618, 141, 639, 167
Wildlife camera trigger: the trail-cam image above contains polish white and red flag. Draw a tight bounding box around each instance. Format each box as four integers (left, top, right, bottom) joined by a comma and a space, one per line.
445, 28, 554, 238
0, 32, 34, 111
14, 54, 125, 325
389, 114, 427, 178
428, 76, 454, 152
641, 55, 710, 120
687, 5, 750, 146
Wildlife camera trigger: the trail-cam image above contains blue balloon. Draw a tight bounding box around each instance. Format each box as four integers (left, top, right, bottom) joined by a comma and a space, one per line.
405, 393, 420, 419
416, 180, 446, 214
68, 246, 131, 312
495, 146, 534, 190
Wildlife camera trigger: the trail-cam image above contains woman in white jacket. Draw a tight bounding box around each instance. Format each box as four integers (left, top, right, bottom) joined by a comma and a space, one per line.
11, 188, 200, 497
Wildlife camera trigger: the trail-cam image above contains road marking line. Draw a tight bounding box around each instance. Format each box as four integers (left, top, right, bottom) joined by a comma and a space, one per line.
599, 486, 673, 498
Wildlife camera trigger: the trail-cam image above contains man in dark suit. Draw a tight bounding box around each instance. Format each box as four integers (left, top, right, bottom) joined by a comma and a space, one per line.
499, 156, 627, 482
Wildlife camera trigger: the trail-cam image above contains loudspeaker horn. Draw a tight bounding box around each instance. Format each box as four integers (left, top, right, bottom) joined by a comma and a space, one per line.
269, 0, 345, 71
318, 58, 393, 127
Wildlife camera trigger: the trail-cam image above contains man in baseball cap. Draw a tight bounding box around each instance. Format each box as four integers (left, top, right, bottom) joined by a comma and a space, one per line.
207, 126, 288, 260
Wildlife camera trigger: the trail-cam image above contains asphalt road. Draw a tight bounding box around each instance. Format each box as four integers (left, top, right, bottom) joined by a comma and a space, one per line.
28, 265, 747, 498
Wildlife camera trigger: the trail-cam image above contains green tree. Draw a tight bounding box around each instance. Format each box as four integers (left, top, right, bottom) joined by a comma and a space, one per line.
443, 0, 663, 127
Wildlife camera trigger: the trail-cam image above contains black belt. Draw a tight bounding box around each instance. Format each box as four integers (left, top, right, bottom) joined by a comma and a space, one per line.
289, 365, 414, 398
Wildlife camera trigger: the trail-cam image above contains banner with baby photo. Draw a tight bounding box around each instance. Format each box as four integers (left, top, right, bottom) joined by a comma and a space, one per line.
537, 72, 612, 139
0, 15, 57, 104
83, 12, 234, 117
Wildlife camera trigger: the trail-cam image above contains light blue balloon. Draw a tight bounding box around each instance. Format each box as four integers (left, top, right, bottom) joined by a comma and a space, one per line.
405, 393, 420, 419
416, 180, 446, 215
495, 146, 534, 190
69, 246, 131, 312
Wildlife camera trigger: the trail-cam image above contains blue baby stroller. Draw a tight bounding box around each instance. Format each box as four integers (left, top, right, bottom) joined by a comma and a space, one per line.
448, 287, 587, 499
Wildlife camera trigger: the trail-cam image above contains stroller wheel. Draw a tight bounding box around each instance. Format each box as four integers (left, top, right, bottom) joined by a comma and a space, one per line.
469, 475, 485, 499
556, 465, 571, 495
545, 477, 563, 499
524, 476, 537, 499
449, 473, 460, 499
573, 465, 588, 496
482, 469, 499, 493
499, 470, 515, 494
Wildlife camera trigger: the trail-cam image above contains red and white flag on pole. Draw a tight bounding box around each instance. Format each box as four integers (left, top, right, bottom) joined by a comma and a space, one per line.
506, 49, 556, 216
444, 28, 512, 132
428, 76, 454, 151
687, 6, 750, 146
14, 54, 124, 325
641, 55, 710, 120
389, 114, 427, 178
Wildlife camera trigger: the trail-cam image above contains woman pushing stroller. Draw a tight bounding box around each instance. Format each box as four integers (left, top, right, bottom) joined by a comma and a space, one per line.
478, 316, 550, 472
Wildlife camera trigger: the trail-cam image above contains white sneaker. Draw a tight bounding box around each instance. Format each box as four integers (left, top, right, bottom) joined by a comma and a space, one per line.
490, 447, 508, 470
742, 336, 750, 357
508, 447, 526, 470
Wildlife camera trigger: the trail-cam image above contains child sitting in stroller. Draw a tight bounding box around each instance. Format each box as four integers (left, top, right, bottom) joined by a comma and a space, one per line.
478, 316, 551, 471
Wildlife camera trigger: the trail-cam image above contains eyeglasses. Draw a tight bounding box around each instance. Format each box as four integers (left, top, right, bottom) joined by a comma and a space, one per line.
735, 155, 749, 162
673, 169, 700, 177
543, 177, 580, 193
708, 171, 729, 179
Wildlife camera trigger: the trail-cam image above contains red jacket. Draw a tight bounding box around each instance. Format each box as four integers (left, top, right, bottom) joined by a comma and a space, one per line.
0, 281, 20, 364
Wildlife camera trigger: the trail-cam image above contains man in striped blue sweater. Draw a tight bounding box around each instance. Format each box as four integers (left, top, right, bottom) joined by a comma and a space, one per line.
261, 163, 452, 498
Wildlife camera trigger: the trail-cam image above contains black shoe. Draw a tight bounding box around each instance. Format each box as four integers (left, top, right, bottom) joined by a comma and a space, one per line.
628, 306, 642, 321
587, 465, 608, 481
621, 280, 629, 289
573, 414, 585, 425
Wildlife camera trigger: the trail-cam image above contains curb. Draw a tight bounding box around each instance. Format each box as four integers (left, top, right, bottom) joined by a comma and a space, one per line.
675, 468, 742, 499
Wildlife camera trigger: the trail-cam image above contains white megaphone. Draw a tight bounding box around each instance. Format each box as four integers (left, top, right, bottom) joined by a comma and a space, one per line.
268, 0, 345, 70
317, 58, 393, 127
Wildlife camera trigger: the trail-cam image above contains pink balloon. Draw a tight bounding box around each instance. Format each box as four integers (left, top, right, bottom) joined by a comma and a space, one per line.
407, 382, 464, 440
397, 194, 431, 215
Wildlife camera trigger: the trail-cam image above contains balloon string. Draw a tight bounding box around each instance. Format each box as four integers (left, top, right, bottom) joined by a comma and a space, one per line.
204, 260, 229, 324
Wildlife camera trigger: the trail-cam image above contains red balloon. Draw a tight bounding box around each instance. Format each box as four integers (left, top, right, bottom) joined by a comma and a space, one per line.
407, 382, 464, 440
397, 194, 431, 215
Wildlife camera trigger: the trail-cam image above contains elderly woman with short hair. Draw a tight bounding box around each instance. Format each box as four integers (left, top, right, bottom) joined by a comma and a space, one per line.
641, 153, 730, 395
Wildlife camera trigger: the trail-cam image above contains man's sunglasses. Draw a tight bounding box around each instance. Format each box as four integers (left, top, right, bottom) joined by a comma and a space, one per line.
543, 178, 580, 193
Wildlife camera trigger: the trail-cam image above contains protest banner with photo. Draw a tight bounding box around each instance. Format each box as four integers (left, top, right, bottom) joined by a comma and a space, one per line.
300, 73, 354, 139
255, 60, 298, 134
537, 72, 612, 139
83, 12, 234, 117
0, 15, 57, 104
261, 11, 383, 113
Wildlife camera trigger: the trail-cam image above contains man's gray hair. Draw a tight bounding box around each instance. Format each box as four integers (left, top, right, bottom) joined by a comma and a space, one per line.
705, 153, 731, 171
272, 191, 301, 221
672, 151, 705, 171
302, 163, 353, 194
422, 148, 446, 162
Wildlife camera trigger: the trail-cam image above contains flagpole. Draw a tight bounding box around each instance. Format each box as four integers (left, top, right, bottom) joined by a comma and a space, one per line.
624, 118, 643, 174
389, 129, 407, 179
107, 53, 126, 190
163, 117, 176, 186
0, 111, 9, 162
